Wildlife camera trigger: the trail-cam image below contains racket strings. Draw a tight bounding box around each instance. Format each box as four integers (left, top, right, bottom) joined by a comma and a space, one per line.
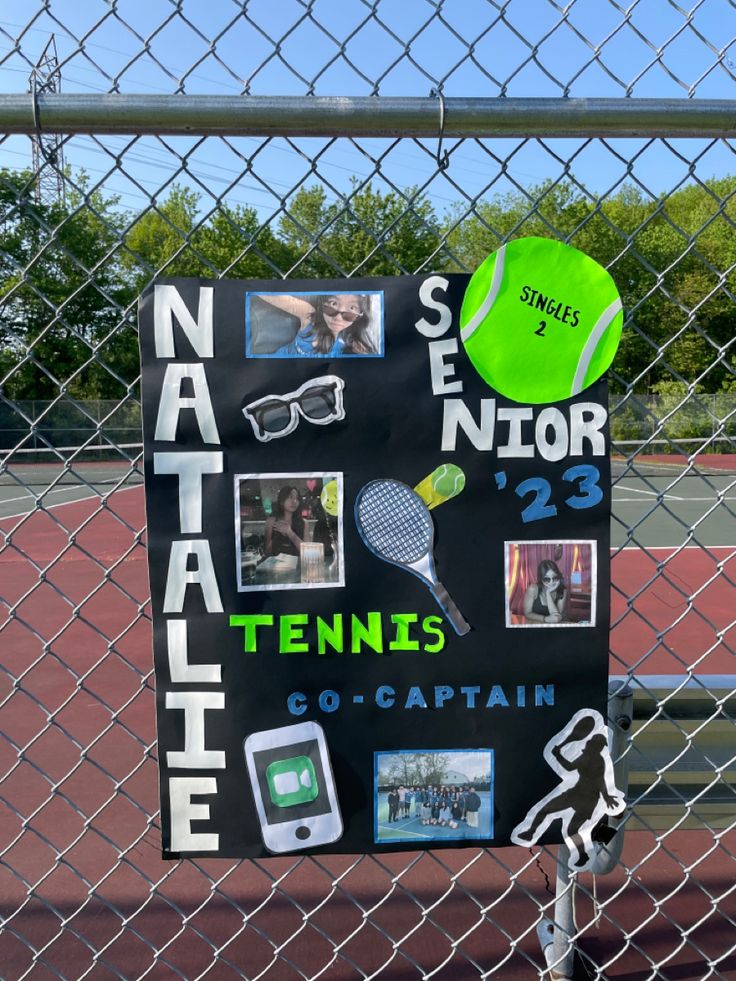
357, 481, 432, 565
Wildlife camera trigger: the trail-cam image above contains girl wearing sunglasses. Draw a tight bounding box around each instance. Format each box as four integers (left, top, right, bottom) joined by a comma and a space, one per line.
263, 293, 377, 356
523, 559, 567, 625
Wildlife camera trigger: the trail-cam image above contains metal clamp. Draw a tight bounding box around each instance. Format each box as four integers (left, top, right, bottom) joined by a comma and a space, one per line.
30, 75, 58, 166
30, 74, 41, 133
429, 87, 449, 171
536, 682, 634, 979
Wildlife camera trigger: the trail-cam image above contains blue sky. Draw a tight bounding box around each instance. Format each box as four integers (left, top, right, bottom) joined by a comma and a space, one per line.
2, 0, 736, 223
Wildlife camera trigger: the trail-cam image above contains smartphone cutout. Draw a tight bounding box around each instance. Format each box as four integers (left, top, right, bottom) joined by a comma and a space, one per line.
244, 720, 343, 853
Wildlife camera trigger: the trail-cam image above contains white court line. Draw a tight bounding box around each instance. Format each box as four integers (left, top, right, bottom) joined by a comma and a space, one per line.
613, 495, 674, 502
614, 493, 685, 501
2, 491, 38, 504
614, 496, 736, 503
617, 544, 736, 552
1, 481, 128, 504
376, 824, 433, 839
0, 484, 140, 522
614, 486, 697, 500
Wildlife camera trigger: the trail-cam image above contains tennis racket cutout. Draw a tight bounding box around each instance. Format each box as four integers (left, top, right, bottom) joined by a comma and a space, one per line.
354, 478, 470, 636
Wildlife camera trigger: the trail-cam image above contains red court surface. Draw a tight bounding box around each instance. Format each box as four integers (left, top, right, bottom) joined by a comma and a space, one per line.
611, 546, 736, 676
613, 452, 736, 472
2, 485, 733, 677
1, 488, 734, 979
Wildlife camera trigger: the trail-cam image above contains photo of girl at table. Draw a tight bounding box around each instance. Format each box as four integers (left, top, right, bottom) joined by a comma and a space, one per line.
264, 485, 304, 556
246, 291, 383, 358
235, 473, 344, 591
505, 541, 596, 627
264, 484, 336, 559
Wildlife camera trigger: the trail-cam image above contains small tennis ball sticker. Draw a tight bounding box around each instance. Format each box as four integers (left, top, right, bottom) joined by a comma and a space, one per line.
432, 464, 465, 499
414, 464, 466, 510
321, 479, 339, 516
460, 237, 623, 404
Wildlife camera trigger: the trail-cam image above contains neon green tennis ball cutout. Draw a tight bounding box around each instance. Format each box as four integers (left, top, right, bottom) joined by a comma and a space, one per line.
431, 464, 465, 500
414, 464, 465, 510
321, 479, 339, 516
460, 237, 623, 404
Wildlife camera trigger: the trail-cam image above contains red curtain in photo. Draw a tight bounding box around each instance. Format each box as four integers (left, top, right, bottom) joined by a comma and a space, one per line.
507, 542, 593, 614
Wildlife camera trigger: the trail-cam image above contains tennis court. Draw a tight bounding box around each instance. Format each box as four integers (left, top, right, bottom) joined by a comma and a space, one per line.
0, 449, 143, 521
1, 453, 733, 976
2, 449, 735, 680
0, 456, 736, 696
0, 447, 736, 674
2, 449, 733, 682
612, 453, 736, 548
4, 447, 735, 532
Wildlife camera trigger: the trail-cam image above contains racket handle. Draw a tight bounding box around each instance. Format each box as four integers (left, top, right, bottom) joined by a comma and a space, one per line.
430, 581, 471, 636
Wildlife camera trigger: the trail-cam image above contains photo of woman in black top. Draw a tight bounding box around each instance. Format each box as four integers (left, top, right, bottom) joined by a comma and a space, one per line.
523, 559, 567, 624
264, 485, 305, 556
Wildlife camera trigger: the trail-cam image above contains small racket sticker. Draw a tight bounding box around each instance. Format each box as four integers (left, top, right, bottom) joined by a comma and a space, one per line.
354, 478, 470, 636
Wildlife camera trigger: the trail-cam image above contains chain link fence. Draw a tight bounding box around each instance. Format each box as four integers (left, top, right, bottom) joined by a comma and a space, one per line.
1, 3, 736, 978
4, 394, 736, 452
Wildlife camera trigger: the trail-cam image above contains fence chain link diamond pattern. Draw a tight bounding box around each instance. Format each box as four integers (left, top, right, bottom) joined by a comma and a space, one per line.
1, 2, 735, 978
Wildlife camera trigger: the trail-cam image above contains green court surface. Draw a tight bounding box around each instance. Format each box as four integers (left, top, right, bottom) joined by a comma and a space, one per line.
1, 458, 735, 551
612, 471, 736, 548
375, 791, 493, 844
0, 461, 142, 520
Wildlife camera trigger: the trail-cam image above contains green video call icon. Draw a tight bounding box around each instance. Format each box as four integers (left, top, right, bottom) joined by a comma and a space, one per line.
266, 756, 319, 807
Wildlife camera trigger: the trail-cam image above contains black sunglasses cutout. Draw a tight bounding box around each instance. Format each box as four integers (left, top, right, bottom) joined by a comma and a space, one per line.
243, 375, 346, 442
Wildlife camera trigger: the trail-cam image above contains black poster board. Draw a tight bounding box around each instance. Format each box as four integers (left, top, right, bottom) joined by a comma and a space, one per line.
138, 274, 611, 858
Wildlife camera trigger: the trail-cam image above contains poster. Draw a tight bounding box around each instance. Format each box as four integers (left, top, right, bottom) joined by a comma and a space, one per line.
138, 274, 611, 858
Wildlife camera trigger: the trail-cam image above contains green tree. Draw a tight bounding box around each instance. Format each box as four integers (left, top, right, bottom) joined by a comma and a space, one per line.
123, 185, 209, 291
445, 178, 736, 392
123, 185, 291, 287
278, 181, 446, 277
5, 164, 736, 401
198, 205, 291, 280
0, 168, 132, 399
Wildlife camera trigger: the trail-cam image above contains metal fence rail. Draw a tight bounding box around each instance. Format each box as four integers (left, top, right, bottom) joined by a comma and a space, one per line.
1, 3, 736, 979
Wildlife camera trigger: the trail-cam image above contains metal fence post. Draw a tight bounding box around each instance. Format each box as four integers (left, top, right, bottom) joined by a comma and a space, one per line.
589, 681, 634, 875
536, 683, 634, 977
536, 842, 575, 980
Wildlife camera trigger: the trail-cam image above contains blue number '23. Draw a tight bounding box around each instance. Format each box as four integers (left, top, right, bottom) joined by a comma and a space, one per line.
515, 465, 602, 523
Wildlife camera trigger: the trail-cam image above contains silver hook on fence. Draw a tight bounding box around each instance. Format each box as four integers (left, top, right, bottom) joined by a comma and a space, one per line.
30, 73, 41, 134
30, 75, 57, 166
429, 88, 450, 171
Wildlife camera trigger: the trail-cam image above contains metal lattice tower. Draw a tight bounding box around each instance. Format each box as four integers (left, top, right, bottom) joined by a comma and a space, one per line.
29, 35, 65, 207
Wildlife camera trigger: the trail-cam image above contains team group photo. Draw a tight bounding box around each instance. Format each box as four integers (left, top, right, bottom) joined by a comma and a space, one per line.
374, 750, 493, 843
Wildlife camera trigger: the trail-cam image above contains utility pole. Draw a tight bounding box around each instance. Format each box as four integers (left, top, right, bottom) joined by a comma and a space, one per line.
29, 35, 65, 208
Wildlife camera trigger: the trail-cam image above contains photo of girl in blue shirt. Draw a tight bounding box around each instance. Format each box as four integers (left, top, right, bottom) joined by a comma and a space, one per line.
255, 292, 380, 357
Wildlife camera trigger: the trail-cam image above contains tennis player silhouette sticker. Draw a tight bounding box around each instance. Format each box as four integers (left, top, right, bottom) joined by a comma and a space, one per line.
511, 708, 625, 871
